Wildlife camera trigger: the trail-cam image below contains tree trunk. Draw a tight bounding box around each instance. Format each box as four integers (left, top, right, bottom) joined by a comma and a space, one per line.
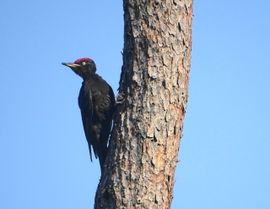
95, 0, 192, 208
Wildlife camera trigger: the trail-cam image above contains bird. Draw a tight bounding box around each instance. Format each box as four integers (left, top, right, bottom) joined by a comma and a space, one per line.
62, 58, 115, 172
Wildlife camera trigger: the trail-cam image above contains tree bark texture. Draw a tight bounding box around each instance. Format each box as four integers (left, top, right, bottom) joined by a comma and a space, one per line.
95, 0, 192, 208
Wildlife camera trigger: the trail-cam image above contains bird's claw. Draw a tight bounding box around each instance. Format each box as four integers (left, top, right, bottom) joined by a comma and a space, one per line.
116, 93, 125, 105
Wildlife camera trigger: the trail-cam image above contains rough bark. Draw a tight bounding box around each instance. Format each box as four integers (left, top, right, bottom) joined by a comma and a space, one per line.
95, 0, 192, 208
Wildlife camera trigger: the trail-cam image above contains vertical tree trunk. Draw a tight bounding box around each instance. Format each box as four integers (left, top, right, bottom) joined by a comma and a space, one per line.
95, 0, 192, 208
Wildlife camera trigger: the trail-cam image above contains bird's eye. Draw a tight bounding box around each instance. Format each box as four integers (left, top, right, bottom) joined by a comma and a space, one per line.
82, 62, 86, 66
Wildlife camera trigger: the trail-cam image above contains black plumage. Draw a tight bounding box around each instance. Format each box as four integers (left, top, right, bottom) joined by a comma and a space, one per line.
62, 58, 115, 171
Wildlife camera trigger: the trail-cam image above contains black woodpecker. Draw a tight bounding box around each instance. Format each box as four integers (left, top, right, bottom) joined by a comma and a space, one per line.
62, 58, 115, 172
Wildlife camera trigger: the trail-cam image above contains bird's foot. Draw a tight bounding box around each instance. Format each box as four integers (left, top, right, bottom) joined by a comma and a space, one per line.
116, 93, 125, 105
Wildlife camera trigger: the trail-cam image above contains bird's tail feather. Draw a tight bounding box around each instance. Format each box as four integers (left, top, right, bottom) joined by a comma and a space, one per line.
88, 143, 93, 162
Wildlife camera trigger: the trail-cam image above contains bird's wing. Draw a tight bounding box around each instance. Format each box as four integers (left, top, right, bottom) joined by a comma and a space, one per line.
96, 85, 115, 119
79, 86, 96, 161
109, 85, 116, 107
91, 84, 115, 167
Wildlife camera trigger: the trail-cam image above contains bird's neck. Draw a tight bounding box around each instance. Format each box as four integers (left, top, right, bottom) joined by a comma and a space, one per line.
82, 72, 100, 82
82, 71, 96, 81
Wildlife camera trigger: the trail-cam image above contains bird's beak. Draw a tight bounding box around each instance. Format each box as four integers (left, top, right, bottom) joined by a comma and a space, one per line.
62, 62, 80, 68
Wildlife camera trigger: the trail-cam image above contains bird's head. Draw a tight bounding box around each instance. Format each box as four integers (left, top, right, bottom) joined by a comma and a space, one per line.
62, 58, 96, 79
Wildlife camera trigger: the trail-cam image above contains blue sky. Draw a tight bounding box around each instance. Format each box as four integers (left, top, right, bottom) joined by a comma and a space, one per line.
0, 0, 269, 209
